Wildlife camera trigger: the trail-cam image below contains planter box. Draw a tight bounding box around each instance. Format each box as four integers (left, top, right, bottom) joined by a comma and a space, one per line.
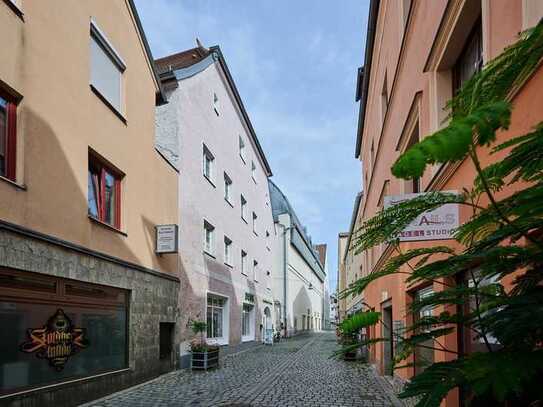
343, 351, 358, 361
191, 348, 220, 370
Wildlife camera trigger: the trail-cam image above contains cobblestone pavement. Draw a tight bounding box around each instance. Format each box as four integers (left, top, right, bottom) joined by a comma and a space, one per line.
82, 332, 401, 407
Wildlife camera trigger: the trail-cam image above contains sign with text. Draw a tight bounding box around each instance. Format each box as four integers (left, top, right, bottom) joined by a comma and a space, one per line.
20, 309, 88, 371
155, 224, 179, 254
384, 191, 459, 242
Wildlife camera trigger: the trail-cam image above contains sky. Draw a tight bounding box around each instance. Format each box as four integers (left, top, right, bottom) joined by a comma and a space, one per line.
135, 0, 370, 292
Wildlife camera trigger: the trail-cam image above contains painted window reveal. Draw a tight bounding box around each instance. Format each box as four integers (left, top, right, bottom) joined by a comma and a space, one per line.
253, 260, 258, 282
241, 250, 247, 275
224, 236, 232, 265
224, 172, 232, 202
206, 295, 226, 339
203, 144, 214, 182
203, 220, 215, 255
252, 212, 258, 234
239, 136, 246, 162
251, 160, 257, 182
241, 195, 247, 221
0, 269, 127, 395
242, 303, 254, 338
88, 151, 122, 229
0, 93, 17, 181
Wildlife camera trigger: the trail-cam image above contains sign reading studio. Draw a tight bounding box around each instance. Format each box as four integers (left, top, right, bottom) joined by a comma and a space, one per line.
20, 309, 88, 371
384, 191, 460, 242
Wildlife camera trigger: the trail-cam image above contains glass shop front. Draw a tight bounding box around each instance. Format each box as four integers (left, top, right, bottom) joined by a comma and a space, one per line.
0, 268, 128, 396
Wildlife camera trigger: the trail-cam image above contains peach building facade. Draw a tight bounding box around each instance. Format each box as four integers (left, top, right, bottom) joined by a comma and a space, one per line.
355, 0, 543, 405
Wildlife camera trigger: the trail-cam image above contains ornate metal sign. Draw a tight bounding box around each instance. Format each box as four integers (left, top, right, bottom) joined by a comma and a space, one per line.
20, 309, 88, 371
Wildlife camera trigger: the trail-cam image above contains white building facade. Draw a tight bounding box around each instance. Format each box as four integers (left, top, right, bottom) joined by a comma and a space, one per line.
269, 180, 326, 337
155, 45, 276, 366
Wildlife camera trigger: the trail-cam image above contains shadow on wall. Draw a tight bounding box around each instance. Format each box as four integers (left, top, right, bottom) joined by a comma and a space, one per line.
293, 285, 312, 332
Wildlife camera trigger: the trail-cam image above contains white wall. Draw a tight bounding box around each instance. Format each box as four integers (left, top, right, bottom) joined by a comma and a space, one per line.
156, 60, 276, 354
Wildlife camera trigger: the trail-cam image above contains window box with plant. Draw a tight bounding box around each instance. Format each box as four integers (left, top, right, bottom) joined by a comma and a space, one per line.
189, 320, 219, 370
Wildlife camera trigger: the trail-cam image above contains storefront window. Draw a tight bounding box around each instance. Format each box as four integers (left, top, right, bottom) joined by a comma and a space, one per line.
206, 295, 225, 339
241, 304, 253, 338
0, 269, 128, 395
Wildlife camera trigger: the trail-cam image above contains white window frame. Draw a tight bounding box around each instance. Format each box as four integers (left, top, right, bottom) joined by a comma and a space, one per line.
203, 220, 215, 255
224, 236, 232, 266
241, 195, 247, 222
251, 161, 257, 183
90, 19, 126, 115
206, 292, 229, 345
239, 136, 246, 163
253, 260, 258, 282
224, 172, 232, 204
241, 303, 255, 342
202, 144, 215, 184
241, 250, 248, 275
252, 212, 258, 235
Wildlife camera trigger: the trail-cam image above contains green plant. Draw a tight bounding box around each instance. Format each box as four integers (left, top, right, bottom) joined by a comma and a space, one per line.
342, 21, 543, 406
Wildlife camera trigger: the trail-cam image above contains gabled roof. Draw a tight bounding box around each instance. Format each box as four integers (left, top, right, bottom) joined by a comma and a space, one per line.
127, 0, 167, 105
355, 0, 380, 158
155, 45, 272, 176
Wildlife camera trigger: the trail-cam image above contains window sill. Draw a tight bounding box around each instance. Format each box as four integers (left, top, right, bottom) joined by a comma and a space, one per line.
241, 217, 248, 224
240, 154, 246, 165
88, 215, 127, 236
0, 175, 26, 190
224, 262, 233, 268
203, 250, 216, 259
241, 271, 248, 277
252, 177, 257, 184
90, 84, 127, 124
2, 0, 24, 21
253, 231, 258, 237
203, 174, 216, 188
225, 198, 234, 208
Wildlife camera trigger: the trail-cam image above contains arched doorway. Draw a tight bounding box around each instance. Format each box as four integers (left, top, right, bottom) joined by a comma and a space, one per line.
263, 306, 272, 344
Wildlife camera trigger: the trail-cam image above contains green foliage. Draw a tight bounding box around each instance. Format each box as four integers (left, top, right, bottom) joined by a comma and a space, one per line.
344, 20, 543, 407
339, 311, 380, 336
190, 320, 207, 335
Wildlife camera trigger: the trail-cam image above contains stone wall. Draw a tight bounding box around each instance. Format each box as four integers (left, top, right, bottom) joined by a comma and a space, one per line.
0, 226, 180, 407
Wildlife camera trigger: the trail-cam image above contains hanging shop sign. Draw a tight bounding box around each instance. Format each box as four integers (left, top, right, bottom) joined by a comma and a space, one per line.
155, 224, 179, 254
384, 191, 459, 242
20, 309, 88, 371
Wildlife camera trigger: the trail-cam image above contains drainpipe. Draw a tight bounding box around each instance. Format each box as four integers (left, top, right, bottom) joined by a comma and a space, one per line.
282, 224, 292, 338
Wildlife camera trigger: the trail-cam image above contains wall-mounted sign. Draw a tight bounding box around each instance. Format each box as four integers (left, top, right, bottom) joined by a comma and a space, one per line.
156, 224, 179, 254
384, 191, 459, 242
20, 309, 88, 371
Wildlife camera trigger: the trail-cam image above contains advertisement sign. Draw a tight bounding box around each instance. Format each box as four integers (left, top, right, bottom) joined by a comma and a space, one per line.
384, 191, 459, 241
156, 224, 179, 254
20, 309, 88, 371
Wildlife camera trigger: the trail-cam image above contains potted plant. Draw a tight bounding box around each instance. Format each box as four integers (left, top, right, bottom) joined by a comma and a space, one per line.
189, 320, 219, 370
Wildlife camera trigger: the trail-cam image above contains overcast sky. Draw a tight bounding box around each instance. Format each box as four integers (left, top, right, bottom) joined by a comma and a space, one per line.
135, 0, 370, 292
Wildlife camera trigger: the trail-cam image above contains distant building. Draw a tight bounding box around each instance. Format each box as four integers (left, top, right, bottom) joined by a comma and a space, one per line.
269, 180, 326, 336
329, 293, 338, 326
155, 44, 276, 366
314, 243, 331, 329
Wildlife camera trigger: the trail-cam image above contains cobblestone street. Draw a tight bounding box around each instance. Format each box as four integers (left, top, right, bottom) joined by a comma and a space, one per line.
82, 332, 401, 407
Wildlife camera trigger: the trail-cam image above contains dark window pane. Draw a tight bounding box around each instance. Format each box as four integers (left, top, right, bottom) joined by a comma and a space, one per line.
104, 171, 116, 225
0, 97, 7, 176
0, 301, 127, 395
87, 171, 99, 218
0, 272, 56, 293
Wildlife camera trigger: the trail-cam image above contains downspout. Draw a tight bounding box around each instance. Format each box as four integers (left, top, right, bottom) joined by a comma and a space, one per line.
282, 225, 292, 338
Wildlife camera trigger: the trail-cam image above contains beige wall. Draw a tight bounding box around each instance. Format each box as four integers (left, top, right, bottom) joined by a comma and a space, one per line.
0, 0, 178, 275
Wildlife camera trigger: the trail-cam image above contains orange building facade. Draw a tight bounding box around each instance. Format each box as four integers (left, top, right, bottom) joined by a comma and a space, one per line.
354, 0, 543, 405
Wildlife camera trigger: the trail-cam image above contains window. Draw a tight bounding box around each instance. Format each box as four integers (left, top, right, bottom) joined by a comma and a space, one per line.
90, 21, 125, 115
251, 161, 257, 182
241, 250, 247, 275
224, 172, 232, 203
88, 151, 122, 229
0, 269, 128, 395
203, 220, 215, 255
414, 286, 434, 375
241, 195, 247, 221
224, 236, 232, 265
239, 136, 246, 163
404, 125, 420, 193
213, 92, 220, 116
381, 72, 388, 124
0, 92, 16, 181
206, 294, 226, 339
453, 19, 483, 94
253, 260, 258, 282
252, 212, 258, 235
202, 144, 215, 183
241, 303, 254, 340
